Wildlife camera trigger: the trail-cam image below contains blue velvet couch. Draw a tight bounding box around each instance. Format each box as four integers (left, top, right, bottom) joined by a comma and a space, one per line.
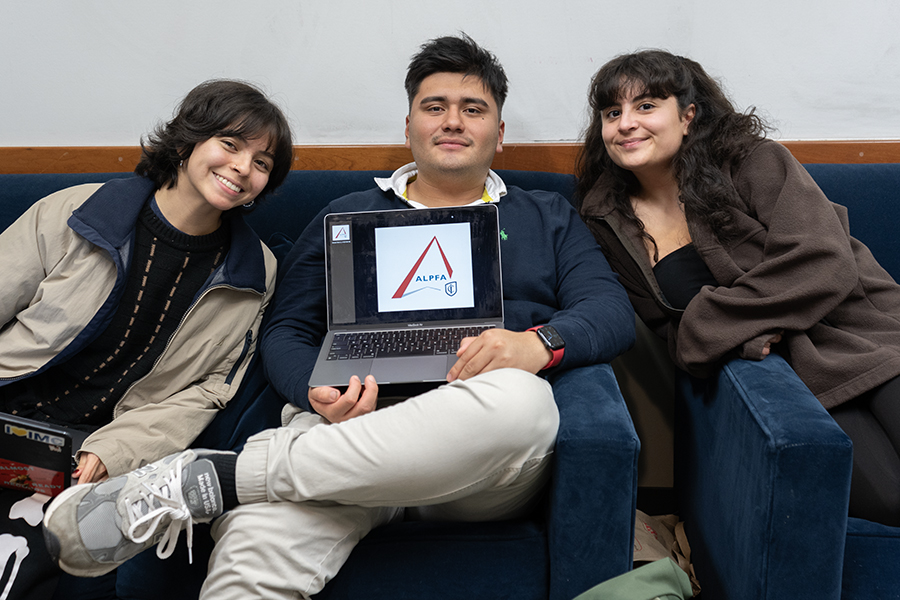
0, 169, 640, 600
674, 163, 900, 600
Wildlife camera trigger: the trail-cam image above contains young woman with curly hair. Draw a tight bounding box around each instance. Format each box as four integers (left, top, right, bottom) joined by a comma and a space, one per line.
578, 49, 900, 527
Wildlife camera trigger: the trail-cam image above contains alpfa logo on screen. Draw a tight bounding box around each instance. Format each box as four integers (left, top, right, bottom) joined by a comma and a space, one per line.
393, 236, 458, 298
4, 424, 66, 447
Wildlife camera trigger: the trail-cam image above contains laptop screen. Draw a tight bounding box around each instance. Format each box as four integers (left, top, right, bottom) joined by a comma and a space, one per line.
324, 205, 502, 329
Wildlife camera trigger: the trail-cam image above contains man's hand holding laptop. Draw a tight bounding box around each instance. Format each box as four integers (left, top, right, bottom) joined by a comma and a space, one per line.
447, 328, 551, 382
309, 328, 551, 424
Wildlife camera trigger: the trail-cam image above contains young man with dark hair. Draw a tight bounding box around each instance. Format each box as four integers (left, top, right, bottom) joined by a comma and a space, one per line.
404, 32, 508, 114
44, 34, 635, 599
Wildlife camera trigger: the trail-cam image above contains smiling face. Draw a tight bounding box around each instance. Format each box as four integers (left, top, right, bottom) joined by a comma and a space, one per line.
404, 72, 505, 184
179, 134, 274, 215
601, 89, 695, 182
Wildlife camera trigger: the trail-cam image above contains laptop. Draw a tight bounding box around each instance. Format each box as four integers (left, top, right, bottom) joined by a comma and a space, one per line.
0, 412, 88, 496
309, 204, 503, 389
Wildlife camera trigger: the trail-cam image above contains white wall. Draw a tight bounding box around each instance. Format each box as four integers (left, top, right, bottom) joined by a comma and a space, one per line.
2, 0, 898, 147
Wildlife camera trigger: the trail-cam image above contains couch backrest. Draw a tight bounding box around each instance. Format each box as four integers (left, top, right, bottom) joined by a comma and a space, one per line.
802, 163, 900, 279
1, 164, 897, 278
0, 170, 576, 246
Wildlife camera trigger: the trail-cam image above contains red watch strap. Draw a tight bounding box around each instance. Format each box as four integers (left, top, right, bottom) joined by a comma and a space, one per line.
528, 326, 564, 370
544, 346, 564, 369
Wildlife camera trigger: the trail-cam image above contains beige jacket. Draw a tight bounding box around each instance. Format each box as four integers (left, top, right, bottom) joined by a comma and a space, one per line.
0, 179, 277, 475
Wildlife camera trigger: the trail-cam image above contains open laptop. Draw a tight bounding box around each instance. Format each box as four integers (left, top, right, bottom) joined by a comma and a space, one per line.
308, 204, 503, 389
0, 412, 88, 496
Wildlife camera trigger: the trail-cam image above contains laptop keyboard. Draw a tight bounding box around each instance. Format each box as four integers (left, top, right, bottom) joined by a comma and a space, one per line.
326, 325, 496, 361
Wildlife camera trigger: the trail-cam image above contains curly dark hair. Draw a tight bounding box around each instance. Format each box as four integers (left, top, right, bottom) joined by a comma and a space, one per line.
135, 79, 293, 205
405, 33, 508, 116
575, 50, 768, 251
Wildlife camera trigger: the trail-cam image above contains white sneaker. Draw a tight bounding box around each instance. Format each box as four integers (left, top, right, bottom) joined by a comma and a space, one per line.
42, 449, 229, 577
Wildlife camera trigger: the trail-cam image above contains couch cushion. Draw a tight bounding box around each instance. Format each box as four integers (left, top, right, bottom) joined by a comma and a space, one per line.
314, 520, 548, 600
841, 517, 900, 599
115, 518, 548, 600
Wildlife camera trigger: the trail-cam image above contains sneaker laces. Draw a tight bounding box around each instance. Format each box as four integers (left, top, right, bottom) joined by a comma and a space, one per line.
124, 456, 195, 563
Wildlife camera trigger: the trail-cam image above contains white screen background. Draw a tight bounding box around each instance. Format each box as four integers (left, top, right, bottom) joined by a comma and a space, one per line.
375, 222, 475, 313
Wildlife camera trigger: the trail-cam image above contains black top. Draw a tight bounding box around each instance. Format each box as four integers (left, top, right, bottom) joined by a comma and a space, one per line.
653, 244, 717, 310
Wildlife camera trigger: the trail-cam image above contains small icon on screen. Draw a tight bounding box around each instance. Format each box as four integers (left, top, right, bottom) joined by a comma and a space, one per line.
332, 225, 350, 242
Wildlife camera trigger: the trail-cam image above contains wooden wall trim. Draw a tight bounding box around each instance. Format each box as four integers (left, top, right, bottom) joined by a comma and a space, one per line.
780, 140, 900, 164
1, 140, 898, 175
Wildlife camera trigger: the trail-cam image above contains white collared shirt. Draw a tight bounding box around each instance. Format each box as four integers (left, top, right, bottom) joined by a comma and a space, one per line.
374, 163, 508, 208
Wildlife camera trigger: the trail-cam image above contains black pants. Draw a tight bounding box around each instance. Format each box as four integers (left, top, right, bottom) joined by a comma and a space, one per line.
830, 375, 900, 526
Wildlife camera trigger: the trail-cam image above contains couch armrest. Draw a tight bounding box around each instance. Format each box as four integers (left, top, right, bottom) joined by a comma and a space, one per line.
547, 363, 640, 600
675, 355, 852, 600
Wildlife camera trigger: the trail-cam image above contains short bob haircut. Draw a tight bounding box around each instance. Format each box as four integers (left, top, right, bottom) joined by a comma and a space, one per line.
136, 79, 293, 204
405, 33, 508, 117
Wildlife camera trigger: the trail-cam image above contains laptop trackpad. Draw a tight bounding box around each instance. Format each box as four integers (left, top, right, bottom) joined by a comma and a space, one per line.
370, 356, 449, 384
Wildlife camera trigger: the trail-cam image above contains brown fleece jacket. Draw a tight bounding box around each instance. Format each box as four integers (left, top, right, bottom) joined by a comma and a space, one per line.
581, 139, 900, 409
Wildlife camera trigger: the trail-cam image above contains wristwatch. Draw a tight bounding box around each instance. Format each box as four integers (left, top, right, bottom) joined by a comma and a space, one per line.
528, 325, 565, 369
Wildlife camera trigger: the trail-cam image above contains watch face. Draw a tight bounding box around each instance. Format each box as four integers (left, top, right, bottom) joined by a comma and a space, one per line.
538, 325, 565, 350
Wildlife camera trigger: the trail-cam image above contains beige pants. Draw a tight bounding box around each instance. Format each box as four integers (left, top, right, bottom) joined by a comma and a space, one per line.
200, 369, 558, 599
